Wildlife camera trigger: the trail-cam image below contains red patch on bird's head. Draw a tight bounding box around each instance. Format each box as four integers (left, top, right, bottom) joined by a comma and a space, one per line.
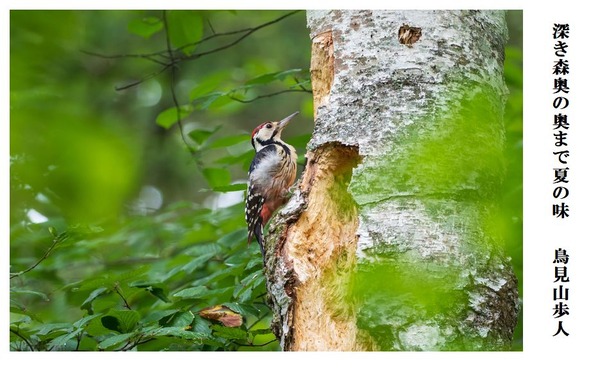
251, 122, 269, 138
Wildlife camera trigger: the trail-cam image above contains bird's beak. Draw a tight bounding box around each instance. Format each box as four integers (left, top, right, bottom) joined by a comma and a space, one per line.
277, 111, 299, 131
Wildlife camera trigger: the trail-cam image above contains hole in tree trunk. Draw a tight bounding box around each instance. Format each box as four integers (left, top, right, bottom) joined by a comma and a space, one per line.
398, 24, 422, 45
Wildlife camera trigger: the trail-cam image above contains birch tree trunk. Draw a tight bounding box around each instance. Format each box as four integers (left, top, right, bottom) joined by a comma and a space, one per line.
264, 10, 519, 351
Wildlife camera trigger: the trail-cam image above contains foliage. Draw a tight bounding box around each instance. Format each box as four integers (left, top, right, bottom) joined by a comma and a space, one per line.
11, 202, 279, 351
10, 10, 312, 351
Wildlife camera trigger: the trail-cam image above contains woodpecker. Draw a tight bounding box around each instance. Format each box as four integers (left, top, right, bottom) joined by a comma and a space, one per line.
245, 111, 299, 256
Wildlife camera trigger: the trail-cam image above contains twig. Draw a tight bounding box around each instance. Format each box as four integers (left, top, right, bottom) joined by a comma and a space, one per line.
114, 284, 132, 310
10, 233, 67, 279
119, 334, 153, 351
75, 332, 82, 351
153, 11, 299, 58
233, 338, 278, 348
294, 76, 312, 92
228, 88, 311, 103
114, 64, 171, 91
80, 49, 169, 66
163, 10, 196, 154
184, 11, 299, 61
83, 11, 300, 92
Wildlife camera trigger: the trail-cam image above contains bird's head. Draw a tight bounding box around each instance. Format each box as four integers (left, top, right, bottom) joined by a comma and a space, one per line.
251, 111, 299, 151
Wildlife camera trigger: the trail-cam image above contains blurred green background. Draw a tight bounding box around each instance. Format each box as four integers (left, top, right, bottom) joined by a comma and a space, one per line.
9, 10, 522, 351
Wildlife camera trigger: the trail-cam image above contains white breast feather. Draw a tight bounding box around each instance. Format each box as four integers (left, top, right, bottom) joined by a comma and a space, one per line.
250, 150, 281, 189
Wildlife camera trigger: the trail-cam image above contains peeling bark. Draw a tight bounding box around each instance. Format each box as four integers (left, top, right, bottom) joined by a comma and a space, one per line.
310, 30, 334, 116
265, 10, 519, 351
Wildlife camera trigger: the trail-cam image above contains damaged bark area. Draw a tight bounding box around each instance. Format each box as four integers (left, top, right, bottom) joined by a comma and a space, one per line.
310, 30, 334, 116
264, 143, 362, 351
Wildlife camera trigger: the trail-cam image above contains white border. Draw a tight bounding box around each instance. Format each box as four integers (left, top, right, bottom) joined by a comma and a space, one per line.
3, 1, 599, 388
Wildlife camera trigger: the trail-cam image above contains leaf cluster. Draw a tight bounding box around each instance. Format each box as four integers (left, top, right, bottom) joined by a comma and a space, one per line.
10, 201, 278, 351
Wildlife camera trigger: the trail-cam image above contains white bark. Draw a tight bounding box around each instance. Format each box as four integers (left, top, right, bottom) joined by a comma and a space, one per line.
265, 10, 519, 351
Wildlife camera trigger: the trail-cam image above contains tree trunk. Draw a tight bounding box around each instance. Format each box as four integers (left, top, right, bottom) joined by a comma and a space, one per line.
264, 10, 519, 351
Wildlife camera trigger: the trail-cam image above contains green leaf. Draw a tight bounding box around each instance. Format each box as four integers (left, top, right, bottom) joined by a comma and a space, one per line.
196, 258, 246, 284
234, 270, 265, 302
10, 288, 49, 301
180, 249, 219, 274
202, 167, 231, 189
191, 317, 213, 336
187, 129, 213, 145
207, 134, 249, 149
10, 310, 32, 325
211, 183, 247, 193
245, 256, 263, 270
101, 316, 120, 332
151, 327, 205, 340
173, 286, 209, 300
101, 310, 141, 333
217, 229, 247, 248
173, 286, 234, 302
206, 95, 233, 110
128, 16, 164, 38
73, 313, 103, 329
160, 311, 195, 328
211, 324, 247, 340
166, 11, 204, 56
156, 105, 192, 129
80, 287, 108, 314
213, 150, 254, 166
130, 281, 170, 303
191, 92, 225, 109
140, 309, 180, 325
34, 323, 73, 336
48, 328, 83, 350
10, 303, 42, 322
78, 265, 152, 291
98, 332, 134, 349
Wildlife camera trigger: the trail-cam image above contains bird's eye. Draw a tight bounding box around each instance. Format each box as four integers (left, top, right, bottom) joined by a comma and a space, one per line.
266, 123, 272, 129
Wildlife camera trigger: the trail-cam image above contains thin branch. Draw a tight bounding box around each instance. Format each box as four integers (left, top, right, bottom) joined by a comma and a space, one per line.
228, 88, 311, 103
154, 10, 299, 57
10, 329, 35, 351
85, 11, 299, 92
10, 233, 67, 279
83, 11, 299, 65
80, 49, 169, 66
293, 76, 312, 92
119, 334, 153, 351
163, 10, 196, 154
114, 64, 171, 91
75, 332, 82, 351
233, 338, 278, 348
184, 11, 299, 61
114, 284, 132, 310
